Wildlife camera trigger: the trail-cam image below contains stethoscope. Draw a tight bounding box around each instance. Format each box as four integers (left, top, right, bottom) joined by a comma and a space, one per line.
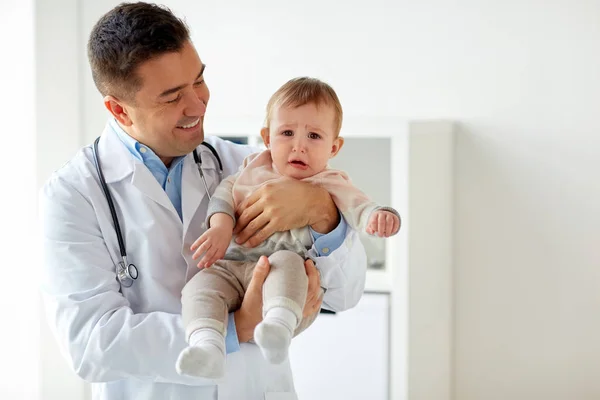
92, 137, 223, 288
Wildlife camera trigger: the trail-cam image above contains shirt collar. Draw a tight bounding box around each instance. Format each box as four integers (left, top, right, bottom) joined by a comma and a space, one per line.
109, 118, 186, 171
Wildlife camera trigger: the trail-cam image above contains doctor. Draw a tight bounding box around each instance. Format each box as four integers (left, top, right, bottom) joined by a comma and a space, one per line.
40, 2, 366, 400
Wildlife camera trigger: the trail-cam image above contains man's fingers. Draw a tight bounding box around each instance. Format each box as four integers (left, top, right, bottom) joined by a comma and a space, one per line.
304, 259, 319, 302
237, 190, 261, 216
245, 221, 276, 248
234, 198, 262, 235
236, 214, 268, 245
247, 256, 270, 294
303, 286, 324, 318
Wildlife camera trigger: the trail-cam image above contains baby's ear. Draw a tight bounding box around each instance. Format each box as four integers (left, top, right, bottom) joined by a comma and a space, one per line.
330, 136, 344, 158
260, 127, 270, 148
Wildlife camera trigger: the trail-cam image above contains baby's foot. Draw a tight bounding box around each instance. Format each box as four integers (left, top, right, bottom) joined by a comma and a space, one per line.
176, 344, 225, 379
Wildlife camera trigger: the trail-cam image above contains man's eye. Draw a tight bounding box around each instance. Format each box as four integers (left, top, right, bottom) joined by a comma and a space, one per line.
282, 130, 293, 136
193, 80, 205, 87
166, 94, 182, 104
309, 132, 321, 139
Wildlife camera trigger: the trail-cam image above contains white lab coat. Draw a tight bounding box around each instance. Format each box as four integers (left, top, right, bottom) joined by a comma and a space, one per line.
39, 121, 367, 400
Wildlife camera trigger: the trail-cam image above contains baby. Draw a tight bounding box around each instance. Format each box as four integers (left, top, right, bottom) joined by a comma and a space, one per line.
176, 77, 401, 379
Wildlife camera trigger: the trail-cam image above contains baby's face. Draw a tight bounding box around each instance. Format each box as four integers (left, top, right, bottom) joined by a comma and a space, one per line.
261, 103, 343, 180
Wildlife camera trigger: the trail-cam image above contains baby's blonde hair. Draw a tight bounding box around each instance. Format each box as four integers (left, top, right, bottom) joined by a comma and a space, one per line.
264, 77, 343, 136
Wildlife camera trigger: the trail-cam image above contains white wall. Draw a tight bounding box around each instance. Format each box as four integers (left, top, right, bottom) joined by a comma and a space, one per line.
38, 0, 600, 399
0, 1, 38, 399
35, 0, 90, 399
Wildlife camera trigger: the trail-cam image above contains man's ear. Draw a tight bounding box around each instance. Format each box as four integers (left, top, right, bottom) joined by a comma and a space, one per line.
104, 95, 133, 126
260, 127, 270, 148
330, 136, 344, 158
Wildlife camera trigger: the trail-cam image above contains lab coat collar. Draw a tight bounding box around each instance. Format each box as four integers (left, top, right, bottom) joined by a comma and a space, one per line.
97, 120, 217, 228
97, 121, 177, 215
97, 121, 136, 184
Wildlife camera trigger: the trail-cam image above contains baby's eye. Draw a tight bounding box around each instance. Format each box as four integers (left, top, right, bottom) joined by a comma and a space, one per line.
282, 130, 294, 136
309, 132, 321, 139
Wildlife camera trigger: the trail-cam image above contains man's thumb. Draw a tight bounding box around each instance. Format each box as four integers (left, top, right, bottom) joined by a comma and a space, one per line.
249, 256, 270, 289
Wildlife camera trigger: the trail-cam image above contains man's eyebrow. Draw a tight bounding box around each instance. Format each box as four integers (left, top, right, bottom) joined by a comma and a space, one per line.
158, 64, 206, 98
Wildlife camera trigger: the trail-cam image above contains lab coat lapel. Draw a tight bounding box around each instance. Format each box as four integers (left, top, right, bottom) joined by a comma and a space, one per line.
181, 151, 214, 236
130, 163, 176, 214
98, 123, 135, 184
100, 121, 177, 215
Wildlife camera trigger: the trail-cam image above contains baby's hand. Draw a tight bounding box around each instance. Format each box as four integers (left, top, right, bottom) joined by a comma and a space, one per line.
366, 210, 400, 238
191, 225, 233, 269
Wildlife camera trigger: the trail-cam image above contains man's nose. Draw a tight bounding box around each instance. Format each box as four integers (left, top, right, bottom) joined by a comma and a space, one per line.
184, 90, 207, 116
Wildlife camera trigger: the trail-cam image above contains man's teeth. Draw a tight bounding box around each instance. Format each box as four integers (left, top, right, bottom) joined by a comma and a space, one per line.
177, 118, 200, 129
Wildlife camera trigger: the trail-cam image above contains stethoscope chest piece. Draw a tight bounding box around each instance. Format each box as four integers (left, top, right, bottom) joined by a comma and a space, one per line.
117, 258, 138, 288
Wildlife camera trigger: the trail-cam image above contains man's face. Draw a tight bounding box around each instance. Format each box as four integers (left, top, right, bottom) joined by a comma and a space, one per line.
111, 41, 210, 164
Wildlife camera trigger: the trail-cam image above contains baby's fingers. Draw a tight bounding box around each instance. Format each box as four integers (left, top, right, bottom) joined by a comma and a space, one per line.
377, 212, 387, 236
366, 214, 378, 235
193, 240, 213, 260
198, 247, 218, 269
384, 215, 396, 237
391, 215, 401, 235
191, 233, 208, 252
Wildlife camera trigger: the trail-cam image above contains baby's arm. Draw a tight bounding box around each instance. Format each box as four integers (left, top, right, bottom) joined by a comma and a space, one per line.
190, 171, 238, 269
317, 170, 401, 237
191, 212, 234, 268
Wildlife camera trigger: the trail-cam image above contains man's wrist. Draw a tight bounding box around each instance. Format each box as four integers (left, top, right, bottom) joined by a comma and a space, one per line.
233, 309, 253, 343
309, 186, 339, 234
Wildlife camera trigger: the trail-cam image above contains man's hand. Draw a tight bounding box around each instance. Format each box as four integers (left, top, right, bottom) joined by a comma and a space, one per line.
302, 259, 324, 318
234, 256, 270, 343
233, 177, 339, 247
366, 210, 400, 238
234, 256, 323, 343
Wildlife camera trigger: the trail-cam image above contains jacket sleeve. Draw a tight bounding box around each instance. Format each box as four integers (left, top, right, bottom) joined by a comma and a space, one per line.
308, 226, 368, 312
39, 175, 213, 386
206, 173, 238, 227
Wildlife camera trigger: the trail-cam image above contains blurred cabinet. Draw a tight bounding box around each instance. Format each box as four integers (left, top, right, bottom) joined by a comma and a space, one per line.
289, 293, 390, 400
216, 118, 455, 400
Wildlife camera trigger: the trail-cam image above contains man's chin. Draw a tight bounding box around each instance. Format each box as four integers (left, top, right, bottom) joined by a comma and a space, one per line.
174, 127, 204, 149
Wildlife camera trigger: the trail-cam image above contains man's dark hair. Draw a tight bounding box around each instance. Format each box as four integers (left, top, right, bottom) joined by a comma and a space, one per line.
87, 2, 190, 100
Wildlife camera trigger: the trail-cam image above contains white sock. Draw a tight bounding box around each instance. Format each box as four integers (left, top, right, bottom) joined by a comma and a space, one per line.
254, 307, 298, 364
176, 328, 226, 379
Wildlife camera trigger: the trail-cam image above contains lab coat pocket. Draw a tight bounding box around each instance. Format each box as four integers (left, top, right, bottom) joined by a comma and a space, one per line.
264, 393, 298, 400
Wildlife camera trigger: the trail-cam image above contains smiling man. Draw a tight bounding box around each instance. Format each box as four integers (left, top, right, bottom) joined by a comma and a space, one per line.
39, 3, 367, 400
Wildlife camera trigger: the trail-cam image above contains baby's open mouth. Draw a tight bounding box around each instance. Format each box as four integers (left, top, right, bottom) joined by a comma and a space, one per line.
289, 160, 306, 166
